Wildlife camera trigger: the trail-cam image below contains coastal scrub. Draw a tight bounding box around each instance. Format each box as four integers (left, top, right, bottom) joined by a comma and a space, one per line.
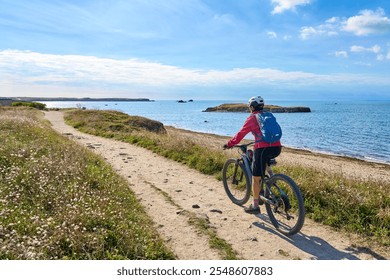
0, 107, 175, 260
65, 109, 225, 175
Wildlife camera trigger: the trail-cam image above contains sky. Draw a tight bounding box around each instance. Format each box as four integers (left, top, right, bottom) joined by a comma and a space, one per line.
1, 0, 390, 101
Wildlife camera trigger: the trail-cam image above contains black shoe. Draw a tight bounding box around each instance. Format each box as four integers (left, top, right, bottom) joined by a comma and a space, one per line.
244, 204, 260, 214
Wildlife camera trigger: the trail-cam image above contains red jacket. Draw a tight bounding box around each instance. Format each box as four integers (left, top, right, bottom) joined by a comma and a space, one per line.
227, 111, 281, 149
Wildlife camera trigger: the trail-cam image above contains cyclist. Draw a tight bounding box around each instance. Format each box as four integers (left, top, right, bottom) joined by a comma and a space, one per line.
223, 96, 282, 214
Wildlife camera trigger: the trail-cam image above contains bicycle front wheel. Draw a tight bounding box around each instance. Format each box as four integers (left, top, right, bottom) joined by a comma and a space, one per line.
265, 174, 305, 236
222, 158, 251, 205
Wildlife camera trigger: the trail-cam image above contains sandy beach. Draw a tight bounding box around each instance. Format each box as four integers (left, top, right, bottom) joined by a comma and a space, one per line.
45, 111, 390, 260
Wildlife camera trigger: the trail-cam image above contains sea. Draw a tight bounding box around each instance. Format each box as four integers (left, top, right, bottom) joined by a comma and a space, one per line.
43, 100, 390, 165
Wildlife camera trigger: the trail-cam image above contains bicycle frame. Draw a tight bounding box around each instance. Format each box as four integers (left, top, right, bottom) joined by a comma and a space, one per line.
235, 143, 277, 206
236, 142, 274, 185
224, 142, 305, 235
242, 154, 253, 185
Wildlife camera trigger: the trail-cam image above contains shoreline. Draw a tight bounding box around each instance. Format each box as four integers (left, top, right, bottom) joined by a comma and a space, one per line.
166, 125, 390, 183
46, 104, 390, 168
282, 144, 390, 167
38, 102, 390, 166
167, 125, 390, 167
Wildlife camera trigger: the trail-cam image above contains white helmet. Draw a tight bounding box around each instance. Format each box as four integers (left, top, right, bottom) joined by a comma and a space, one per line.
248, 96, 264, 107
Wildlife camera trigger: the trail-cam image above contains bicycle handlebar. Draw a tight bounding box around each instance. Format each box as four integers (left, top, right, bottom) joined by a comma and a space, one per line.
225, 142, 277, 167
226, 142, 256, 154
224, 142, 255, 152
232, 142, 256, 148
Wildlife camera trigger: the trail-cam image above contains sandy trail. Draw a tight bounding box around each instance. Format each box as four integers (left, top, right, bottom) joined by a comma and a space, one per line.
44, 111, 389, 260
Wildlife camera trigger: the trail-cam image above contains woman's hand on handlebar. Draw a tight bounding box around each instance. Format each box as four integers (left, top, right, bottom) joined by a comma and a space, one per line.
223, 144, 230, 150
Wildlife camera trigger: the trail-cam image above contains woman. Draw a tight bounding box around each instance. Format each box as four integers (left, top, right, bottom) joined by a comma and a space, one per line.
223, 96, 282, 214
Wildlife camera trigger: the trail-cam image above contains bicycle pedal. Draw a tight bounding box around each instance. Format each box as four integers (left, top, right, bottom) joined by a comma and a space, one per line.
258, 199, 264, 205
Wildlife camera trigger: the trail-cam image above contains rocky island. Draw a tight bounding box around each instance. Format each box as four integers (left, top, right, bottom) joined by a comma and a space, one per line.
203, 103, 311, 113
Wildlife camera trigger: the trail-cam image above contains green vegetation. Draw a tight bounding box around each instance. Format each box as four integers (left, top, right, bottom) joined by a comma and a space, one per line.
65, 110, 225, 175
0, 107, 175, 260
65, 109, 390, 247
12, 101, 47, 110
187, 212, 238, 260
66, 109, 166, 134
278, 164, 390, 246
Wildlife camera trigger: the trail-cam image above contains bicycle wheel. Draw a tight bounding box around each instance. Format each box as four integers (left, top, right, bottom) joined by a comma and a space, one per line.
264, 174, 305, 236
222, 158, 251, 205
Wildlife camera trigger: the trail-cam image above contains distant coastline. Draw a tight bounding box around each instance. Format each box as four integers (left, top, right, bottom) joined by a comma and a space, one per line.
1, 97, 153, 103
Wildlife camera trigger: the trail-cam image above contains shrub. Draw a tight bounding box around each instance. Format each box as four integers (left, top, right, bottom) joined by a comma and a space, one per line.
12, 101, 47, 110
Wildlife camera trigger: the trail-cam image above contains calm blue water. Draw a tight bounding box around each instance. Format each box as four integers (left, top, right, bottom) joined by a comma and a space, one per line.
44, 100, 390, 164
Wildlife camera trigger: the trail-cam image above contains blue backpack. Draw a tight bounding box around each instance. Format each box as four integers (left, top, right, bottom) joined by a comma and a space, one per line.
255, 112, 282, 144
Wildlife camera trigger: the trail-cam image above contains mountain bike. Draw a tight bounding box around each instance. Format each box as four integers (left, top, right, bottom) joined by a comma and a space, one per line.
222, 142, 305, 236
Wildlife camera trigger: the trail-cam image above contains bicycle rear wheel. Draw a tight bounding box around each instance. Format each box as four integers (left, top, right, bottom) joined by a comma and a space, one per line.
265, 174, 305, 236
222, 158, 251, 205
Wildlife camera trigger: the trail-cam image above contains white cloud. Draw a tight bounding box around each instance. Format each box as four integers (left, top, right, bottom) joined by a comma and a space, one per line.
299, 16, 341, 40
1, 50, 389, 98
299, 26, 317, 40
267, 31, 278, 38
350, 45, 386, 61
271, 0, 312, 15
326, 17, 340, 24
1, 50, 326, 88
372, 45, 382, 53
387, 51, 390, 60
299, 22, 339, 40
377, 54, 385, 61
350, 46, 366, 52
300, 9, 390, 40
335, 51, 348, 58
350, 45, 381, 53
343, 8, 390, 36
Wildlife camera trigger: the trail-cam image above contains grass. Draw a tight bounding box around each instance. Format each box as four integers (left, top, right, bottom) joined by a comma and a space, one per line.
65, 109, 225, 175
0, 107, 175, 260
64, 109, 390, 248
187, 212, 238, 260
278, 164, 390, 245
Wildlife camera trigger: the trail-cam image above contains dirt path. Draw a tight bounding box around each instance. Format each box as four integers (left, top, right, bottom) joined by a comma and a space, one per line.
44, 111, 389, 260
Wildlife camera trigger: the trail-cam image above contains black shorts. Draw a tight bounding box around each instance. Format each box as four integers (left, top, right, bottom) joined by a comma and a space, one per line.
252, 146, 282, 177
